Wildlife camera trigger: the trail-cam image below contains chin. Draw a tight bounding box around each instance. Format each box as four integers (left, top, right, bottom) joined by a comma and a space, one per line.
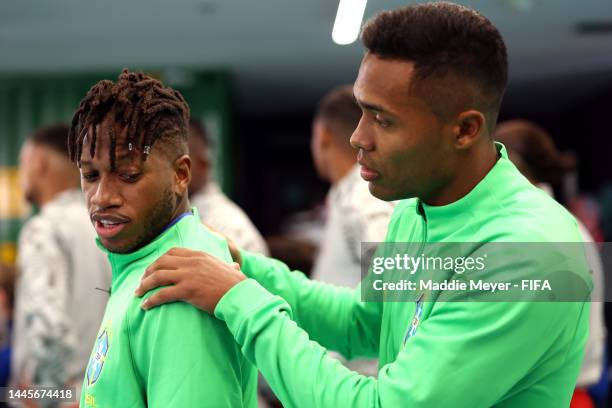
99, 238, 139, 254
368, 183, 416, 202
368, 183, 395, 202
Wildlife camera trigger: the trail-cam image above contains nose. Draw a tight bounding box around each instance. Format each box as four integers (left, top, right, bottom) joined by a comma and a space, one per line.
89, 174, 122, 211
350, 117, 374, 152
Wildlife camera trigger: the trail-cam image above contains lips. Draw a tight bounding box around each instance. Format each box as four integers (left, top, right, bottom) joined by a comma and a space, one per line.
358, 161, 381, 181
91, 213, 129, 239
357, 150, 381, 182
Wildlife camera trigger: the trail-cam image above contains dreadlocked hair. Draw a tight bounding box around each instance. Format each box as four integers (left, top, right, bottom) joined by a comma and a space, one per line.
68, 68, 190, 169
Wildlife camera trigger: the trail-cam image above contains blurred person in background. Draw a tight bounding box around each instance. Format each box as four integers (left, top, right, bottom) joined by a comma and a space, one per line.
495, 119, 606, 408
12, 124, 111, 403
310, 84, 395, 288
189, 119, 274, 407
0, 262, 15, 388
310, 85, 395, 377
188, 119, 269, 255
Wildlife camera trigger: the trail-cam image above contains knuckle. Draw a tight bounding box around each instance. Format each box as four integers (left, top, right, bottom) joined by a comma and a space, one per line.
147, 275, 159, 288
147, 293, 159, 306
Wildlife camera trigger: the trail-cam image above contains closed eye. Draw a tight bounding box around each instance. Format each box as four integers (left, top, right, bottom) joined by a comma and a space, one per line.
375, 114, 391, 128
81, 171, 98, 182
121, 173, 142, 183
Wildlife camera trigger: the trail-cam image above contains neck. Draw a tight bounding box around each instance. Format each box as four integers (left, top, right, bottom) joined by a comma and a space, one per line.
423, 142, 498, 206
171, 194, 191, 220
328, 153, 356, 184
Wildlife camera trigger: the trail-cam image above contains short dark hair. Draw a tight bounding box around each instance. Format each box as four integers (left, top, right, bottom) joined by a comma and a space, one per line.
30, 124, 70, 158
315, 85, 361, 146
189, 118, 210, 147
68, 69, 190, 170
361, 2, 508, 125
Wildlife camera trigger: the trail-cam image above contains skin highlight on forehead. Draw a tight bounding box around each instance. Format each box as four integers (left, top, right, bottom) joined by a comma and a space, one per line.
354, 54, 415, 115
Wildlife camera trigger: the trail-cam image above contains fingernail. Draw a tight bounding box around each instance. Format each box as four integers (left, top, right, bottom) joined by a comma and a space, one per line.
134, 286, 141, 296
142, 299, 150, 310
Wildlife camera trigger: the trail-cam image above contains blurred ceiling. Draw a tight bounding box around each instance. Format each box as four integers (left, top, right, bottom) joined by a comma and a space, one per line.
0, 0, 611, 114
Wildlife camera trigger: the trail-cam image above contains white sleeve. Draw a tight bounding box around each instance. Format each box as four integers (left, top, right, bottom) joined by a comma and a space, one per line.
12, 218, 77, 388
348, 192, 395, 262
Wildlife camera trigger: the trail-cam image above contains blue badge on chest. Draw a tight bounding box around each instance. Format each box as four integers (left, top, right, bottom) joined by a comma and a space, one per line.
404, 293, 424, 345
87, 328, 110, 387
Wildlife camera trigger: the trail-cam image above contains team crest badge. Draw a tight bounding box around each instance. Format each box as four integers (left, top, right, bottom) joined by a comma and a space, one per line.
87, 328, 110, 387
404, 293, 424, 345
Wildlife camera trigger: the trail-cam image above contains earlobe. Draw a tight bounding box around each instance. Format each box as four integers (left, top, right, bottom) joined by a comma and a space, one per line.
455, 110, 485, 149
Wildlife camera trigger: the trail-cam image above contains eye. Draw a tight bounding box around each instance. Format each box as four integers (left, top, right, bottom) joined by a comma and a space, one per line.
375, 114, 391, 128
81, 171, 98, 182
120, 173, 142, 183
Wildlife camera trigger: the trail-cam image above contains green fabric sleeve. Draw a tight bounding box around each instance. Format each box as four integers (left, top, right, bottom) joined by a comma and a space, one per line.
240, 250, 382, 359
128, 298, 252, 407
216, 279, 589, 408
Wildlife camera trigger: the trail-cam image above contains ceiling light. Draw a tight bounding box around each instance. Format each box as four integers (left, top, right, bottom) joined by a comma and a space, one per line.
332, 0, 368, 45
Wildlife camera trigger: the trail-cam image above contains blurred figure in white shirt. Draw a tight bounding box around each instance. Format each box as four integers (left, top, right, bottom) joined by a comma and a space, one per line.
188, 119, 268, 255
310, 85, 395, 288
310, 85, 396, 377
12, 124, 111, 402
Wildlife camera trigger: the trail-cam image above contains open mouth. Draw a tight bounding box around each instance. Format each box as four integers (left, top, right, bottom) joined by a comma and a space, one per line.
92, 214, 129, 239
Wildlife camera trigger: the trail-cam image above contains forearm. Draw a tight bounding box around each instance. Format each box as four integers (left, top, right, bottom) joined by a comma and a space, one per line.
216, 280, 589, 408
240, 250, 380, 357
215, 279, 378, 408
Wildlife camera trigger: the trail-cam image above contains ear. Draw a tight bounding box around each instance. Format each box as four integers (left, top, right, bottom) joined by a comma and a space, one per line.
316, 121, 334, 148
321, 125, 334, 148
452, 110, 486, 150
34, 147, 50, 176
173, 154, 192, 195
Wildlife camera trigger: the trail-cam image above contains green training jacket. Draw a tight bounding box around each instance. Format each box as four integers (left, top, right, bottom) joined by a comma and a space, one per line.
215, 143, 591, 407
81, 209, 257, 407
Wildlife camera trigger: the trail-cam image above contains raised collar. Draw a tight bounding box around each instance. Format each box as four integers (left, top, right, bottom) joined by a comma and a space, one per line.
418, 142, 511, 222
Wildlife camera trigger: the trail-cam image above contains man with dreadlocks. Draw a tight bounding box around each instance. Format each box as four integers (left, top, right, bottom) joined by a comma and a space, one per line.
70, 69, 257, 407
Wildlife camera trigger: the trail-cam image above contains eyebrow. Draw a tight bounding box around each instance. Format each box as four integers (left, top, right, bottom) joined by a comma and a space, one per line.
355, 98, 389, 115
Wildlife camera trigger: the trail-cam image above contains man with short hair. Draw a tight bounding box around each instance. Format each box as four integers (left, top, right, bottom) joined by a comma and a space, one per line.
70, 70, 256, 407
137, 3, 591, 406
188, 119, 268, 255
12, 124, 111, 399
310, 85, 395, 289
